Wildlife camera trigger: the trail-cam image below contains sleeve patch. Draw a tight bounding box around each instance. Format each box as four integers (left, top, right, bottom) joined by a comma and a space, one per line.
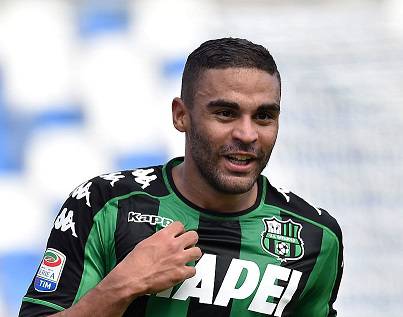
34, 248, 66, 292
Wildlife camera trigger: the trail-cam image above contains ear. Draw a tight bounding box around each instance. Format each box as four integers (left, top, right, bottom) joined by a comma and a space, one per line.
172, 97, 189, 132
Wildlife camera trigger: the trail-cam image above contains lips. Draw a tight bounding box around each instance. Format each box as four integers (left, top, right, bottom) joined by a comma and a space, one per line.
226, 154, 255, 165
223, 153, 257, 172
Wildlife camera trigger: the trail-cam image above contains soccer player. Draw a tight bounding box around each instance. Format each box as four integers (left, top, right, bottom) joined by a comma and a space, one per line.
19, 38, 343, 317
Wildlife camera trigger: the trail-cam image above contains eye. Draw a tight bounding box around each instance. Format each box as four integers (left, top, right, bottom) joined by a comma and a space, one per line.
219, 110, 233, 117
215, 109, 236, 119
255, 111, 274, 121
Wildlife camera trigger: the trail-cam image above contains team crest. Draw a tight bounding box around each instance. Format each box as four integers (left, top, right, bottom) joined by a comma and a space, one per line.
261, 217, 304, 262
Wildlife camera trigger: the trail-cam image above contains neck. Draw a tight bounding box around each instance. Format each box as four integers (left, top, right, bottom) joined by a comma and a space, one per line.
171, 158, 259, 213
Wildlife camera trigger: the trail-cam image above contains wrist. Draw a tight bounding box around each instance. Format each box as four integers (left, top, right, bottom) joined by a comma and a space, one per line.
95, 269, 148, 304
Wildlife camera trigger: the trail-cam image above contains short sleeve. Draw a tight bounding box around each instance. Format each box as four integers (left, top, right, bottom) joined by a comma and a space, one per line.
18, 179, 106, 316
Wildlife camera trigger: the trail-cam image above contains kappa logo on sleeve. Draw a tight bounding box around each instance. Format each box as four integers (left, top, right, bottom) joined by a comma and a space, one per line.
54, 208, 78, 237
34, 248, 66, 292
99, 172, 125, 187
132, 168, 157, 189
70, 181, 92, 207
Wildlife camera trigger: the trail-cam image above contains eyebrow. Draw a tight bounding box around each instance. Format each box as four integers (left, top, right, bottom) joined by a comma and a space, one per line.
207, 99, 280, 112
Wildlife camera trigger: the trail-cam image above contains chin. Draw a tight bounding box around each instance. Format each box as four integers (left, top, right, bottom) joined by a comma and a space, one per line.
212, 175, 257, 195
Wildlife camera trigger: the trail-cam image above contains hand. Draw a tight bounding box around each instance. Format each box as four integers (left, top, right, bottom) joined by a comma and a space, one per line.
47, 222, 200, 317
99, 221, 202, 300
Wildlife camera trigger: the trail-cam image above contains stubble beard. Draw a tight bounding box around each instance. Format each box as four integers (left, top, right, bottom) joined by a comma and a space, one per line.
187, 123, 273, 195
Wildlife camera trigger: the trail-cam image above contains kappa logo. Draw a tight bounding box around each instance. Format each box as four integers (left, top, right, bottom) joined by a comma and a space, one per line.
71, 181, 92, 207
261, 217, 304, 262
274, 186, 291, 203
100, 172, 125, 187
128, 212, 173, 228
34, 248, 66, 292
54, 208, 78, 237
273, 185, 322, 216
132, 168, 157, 189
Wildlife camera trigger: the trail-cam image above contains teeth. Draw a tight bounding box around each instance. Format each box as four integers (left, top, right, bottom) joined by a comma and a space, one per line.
228, 154, 253, 161
227, 155, 250, 165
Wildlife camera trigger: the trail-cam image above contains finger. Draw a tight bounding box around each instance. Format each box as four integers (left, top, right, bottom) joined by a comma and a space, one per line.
176, 230, 198, 248
183, 246, 202, 262
157, 221, 185, 237
181, 266, 197, 280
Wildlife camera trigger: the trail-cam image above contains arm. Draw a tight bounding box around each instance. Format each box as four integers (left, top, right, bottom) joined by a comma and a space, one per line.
49, 221, 201, 317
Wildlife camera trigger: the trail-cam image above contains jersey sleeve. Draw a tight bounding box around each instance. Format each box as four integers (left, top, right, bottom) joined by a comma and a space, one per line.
18, 178, 108, 316
294, 210, 344, 317
326, 214, 344, 317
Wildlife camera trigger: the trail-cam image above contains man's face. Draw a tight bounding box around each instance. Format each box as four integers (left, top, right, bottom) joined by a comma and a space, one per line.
186, 67, 281, 194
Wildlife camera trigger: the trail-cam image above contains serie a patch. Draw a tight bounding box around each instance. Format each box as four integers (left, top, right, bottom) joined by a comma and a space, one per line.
34, 248, 66, 292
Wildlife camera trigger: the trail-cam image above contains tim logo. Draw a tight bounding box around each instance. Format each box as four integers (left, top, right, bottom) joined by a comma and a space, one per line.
34, 248, 66, 292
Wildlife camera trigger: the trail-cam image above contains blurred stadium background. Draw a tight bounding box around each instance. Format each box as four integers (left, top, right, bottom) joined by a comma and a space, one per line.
0, 0, 402, 315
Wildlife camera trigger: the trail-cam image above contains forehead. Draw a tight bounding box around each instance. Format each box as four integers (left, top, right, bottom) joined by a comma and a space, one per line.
194, 68, 281, 106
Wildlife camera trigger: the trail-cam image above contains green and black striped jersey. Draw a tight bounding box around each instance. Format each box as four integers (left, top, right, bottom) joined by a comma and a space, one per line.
19, 157, 343, 317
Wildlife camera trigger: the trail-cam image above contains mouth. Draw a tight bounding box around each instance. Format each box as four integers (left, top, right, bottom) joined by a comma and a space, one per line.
225, 153, 256, 166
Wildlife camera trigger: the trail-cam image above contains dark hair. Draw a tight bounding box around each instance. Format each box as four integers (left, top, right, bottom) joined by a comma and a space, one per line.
181, 37, 281, 107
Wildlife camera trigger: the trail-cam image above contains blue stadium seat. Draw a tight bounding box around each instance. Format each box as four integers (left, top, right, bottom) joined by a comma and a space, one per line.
116, 151, 168, 170
162, 57, 186, 80
0, 104, 84, 174
0, 71, 10, 172
29, 106, 84, 132
0, 252, 42, 316
78, 2, 129, 38
0, 73, 25, 173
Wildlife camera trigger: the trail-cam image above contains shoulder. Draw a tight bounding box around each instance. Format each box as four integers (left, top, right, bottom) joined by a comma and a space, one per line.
65, 164, 170, 217
263, 177, 342, 242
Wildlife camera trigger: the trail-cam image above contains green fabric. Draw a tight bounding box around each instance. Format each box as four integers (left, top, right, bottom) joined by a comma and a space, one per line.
145, 193, 201, 317
231, 179, 281, 317
73, 200, 117, 303
22, 296, 65, 312
73, 191, 163, 304
264, 206, 340, 317
294, 229, 339, 317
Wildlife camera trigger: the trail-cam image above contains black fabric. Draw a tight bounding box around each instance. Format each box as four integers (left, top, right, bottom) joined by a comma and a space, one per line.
115, 195, 161, 263
278, 211, 323, 317
19, 301, 59, 317
186, 216, 242, 317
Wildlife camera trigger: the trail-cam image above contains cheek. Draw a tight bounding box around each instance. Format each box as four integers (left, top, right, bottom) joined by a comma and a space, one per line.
259, 130, 278, 147
204, 124, 231, 143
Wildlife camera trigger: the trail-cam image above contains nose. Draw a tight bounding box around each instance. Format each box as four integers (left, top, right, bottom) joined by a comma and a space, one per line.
232, 117, 258, 144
